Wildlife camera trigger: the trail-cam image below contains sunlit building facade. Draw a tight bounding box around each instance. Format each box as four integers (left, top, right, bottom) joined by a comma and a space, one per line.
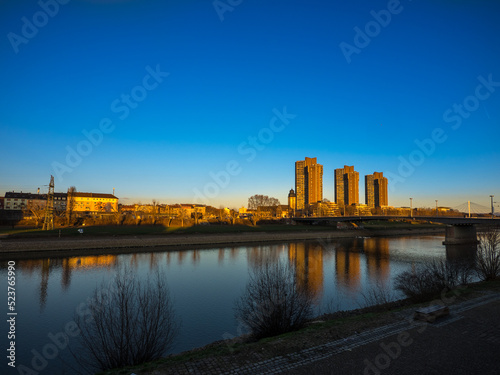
334, 165, 359, 205
365, 172, 388, 208
295, 157, 323, 210
72, 192, 118, 213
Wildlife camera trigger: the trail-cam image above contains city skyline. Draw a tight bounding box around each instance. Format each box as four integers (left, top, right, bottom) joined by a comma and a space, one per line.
1, 0, 499, 210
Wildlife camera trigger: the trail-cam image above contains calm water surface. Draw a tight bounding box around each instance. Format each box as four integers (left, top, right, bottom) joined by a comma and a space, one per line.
2, 235, 454, 374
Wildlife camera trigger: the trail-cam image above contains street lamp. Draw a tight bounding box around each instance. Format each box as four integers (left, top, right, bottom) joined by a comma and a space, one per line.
410, 198, 413, 218
435, 200, 438, 216
491, 195, 495, 218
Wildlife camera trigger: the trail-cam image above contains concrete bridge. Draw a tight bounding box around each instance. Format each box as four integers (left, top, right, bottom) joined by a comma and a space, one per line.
292, 215, 500, 245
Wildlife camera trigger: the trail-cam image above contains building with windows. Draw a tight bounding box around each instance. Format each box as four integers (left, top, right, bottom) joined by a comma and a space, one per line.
71, 193, 118, 213
365, 172, 388, 208
295, 157, 323, 210
311, 201, 341, 217
334, 165, 359, 205
3, 191, 68, 212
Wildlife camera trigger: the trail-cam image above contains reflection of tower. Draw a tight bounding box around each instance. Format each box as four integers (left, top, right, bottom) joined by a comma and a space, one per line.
61, 258, 72, 290
247, 245, 281, 268
149, 253, 159, 269
40, 259, 50, 311
335, 239, 361, 291
177, 251, 185, 265
288, 242, 324, 299
363, 238, 390, 283
218, 248, 225, 264
191, 250, 200, 265
229, 247, 238, 260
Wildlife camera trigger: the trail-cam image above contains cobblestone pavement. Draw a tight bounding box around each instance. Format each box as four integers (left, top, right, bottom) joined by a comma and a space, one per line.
151, 292, 500, 375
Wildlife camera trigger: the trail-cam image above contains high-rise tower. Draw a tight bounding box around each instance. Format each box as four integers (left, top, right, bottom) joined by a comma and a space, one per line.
295, 157, 323, 210
334, 165, 359, 205
365, 172, 388, 207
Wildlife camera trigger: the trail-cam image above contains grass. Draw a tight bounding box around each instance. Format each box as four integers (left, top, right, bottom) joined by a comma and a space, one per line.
0, 223, 341, 239
0, 220, 444, 239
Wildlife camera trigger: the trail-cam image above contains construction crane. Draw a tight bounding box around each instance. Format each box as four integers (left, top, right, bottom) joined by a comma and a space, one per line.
42, 175, 55, 230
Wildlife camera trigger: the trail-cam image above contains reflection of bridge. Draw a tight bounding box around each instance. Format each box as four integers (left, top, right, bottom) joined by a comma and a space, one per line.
292, 216, 499, 245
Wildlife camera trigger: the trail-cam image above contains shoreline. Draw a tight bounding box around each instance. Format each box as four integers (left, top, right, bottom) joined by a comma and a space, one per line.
0, 227, 445, 259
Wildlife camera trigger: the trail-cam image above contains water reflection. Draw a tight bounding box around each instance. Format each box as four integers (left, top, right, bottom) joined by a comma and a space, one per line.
364, 238, 391, 285
1, 235, 461, 375
446, 243, 477, 263
335, 239, 362, 293
288, 242, 325, 299
1, 235, 468, 315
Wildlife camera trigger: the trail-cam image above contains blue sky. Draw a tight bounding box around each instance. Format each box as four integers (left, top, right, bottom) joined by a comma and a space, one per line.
1, 0, 499, 210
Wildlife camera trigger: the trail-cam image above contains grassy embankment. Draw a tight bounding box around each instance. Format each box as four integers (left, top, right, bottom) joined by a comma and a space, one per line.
0, 220, 443, 239
97, 278, 500, 375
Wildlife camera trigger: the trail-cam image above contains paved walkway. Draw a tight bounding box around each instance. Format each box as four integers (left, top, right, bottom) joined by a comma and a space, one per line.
151, 292, 500, 375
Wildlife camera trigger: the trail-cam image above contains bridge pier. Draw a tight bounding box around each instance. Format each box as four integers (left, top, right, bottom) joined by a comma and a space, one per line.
442, 224, 479, 245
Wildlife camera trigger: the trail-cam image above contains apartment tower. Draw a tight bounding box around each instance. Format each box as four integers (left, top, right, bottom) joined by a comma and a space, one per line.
365, 172, 388, 207
334, 165, 359, 205
295, 157, 323, 210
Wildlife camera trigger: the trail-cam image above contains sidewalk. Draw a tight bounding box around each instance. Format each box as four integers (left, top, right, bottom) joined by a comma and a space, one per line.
147, 292, 500, 375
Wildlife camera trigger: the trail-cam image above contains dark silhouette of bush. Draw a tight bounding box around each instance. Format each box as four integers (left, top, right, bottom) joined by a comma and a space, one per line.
476, 229, 500, 281
395, 259, 472, 302
72, 267, 179, 373
234, 261, 313, 340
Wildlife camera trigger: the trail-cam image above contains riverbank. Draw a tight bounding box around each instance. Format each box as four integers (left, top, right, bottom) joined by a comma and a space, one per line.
0, 225, 445, 259
99, 279, 500, 375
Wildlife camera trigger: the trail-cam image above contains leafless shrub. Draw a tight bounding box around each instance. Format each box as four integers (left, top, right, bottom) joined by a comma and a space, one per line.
72, 267, 179, 373
395, 259, 471, 302
234, 261, 313, 340
360, 282, 397, 309
476, 229, 500, 281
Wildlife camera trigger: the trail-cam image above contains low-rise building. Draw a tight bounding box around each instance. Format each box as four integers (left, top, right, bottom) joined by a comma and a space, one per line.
311, 201, 341, 217
4, 192, 45, 211
71, 193, 118, 213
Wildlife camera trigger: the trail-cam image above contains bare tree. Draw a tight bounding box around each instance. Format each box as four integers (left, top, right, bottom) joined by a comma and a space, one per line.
24, 200, 46, 227
192, 206, 201, 225
228, 209, 238, 225
150, 199, 159, 224
234, 261, 313, 340
247, 194, 280, 210
179, 207, 188, 227
72, 267, 179, 373
476, 229, 500, 281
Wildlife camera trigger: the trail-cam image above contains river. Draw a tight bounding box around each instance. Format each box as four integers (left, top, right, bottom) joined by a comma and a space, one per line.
2, 234, 468, 374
